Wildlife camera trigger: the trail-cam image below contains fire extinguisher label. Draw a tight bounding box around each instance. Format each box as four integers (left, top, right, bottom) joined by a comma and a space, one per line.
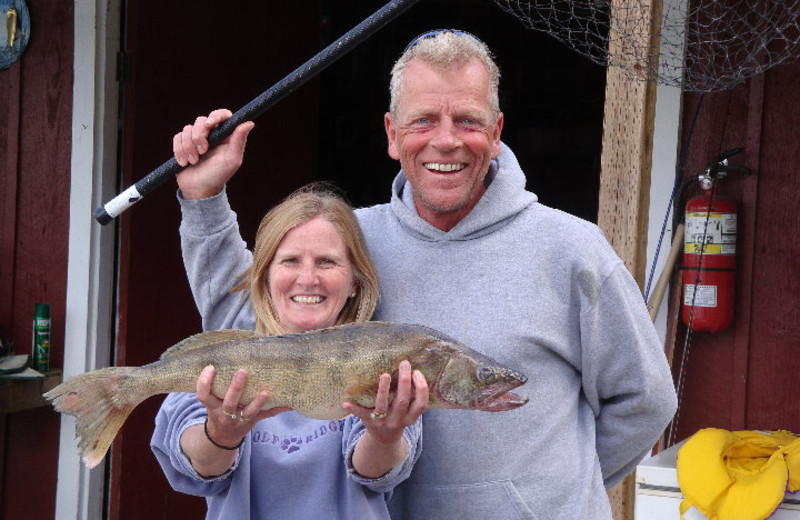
684, 284, 718, 307
684, 212, 737, 255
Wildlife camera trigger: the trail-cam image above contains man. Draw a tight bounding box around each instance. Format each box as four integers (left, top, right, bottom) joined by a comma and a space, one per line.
173, 29, 677, 519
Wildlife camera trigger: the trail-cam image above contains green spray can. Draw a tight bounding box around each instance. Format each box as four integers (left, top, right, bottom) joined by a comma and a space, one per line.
32, 303, 51, 371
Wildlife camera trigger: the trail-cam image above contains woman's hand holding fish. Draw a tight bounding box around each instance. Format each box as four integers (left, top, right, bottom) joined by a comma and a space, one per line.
344, 360, 429, 479
180, 365, 291, 477
174, 108, 254, 200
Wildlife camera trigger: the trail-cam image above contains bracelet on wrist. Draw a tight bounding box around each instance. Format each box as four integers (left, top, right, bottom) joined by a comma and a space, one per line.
204, 417, 245, 450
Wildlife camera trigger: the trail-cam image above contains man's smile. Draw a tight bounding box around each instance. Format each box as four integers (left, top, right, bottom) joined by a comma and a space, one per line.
423, 162, 467, 173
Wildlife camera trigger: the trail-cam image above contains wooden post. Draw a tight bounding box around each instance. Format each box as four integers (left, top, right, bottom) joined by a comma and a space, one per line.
597, 0, 662, 517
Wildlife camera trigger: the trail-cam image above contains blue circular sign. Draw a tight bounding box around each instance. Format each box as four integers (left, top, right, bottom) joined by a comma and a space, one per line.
1, 0, 30, 71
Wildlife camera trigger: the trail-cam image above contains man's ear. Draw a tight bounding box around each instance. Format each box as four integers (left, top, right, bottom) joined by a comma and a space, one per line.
384, 112, 400, 160
492, 112, 504, 158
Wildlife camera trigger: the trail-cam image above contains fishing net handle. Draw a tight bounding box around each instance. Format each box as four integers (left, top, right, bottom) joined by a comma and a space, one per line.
94, 0, 421, 225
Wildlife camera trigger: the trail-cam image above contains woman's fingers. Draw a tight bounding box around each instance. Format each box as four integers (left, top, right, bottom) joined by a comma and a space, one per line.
371, 373, 392, 419
219, 370, 247, 418
173, 109, 233, 166
341, 360, 429, 439
196, 365, 216, 404
390, 361, 413, 415
408, 369, 428, 417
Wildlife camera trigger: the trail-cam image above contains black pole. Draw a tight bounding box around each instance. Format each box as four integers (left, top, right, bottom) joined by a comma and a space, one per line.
94, 0, 421, 225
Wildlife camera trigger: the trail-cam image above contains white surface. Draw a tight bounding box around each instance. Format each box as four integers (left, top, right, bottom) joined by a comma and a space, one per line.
636, 441, 683, 489
636, 493, 705, 520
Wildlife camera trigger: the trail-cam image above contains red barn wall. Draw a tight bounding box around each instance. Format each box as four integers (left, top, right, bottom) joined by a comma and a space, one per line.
669, 59, 800, 444
0, 2, 74, 519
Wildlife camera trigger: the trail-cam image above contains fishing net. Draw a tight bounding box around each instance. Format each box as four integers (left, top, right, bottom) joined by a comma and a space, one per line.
493, 0, 800, 92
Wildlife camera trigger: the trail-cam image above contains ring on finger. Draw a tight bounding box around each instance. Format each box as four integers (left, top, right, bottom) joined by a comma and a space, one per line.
370, 409, 388, 420
223, 409, 239, 421
238, 410, 250, 422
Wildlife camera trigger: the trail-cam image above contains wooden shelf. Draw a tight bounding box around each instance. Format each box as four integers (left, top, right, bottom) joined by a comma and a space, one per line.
0, 371, 62, 414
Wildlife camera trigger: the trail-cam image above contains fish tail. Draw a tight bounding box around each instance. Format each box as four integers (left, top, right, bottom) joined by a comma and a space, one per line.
44, 367, 148, 469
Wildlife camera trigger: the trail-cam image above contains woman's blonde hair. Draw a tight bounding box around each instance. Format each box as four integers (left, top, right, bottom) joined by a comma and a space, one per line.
233, 182, 379, 334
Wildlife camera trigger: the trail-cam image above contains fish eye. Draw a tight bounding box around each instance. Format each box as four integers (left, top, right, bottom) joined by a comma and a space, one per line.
477, 366, 497, 383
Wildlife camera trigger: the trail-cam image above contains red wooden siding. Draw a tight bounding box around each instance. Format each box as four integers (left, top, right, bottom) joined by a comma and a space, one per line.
0, 1, 74, 519
669, 59, 800, 444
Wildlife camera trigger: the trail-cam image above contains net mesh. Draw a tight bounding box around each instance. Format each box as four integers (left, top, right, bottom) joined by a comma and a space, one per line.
493, 0, 800, 92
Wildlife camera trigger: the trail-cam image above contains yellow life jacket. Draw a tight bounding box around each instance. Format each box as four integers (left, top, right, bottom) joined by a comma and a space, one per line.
677, 428, 800, 520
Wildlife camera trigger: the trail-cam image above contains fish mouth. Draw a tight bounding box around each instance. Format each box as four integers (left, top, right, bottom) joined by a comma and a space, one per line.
476, 390, 529, 411
473, 378, 529, 411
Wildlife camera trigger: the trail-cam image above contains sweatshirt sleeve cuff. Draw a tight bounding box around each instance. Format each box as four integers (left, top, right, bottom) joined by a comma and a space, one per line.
175, 417, 242, 482
177, 187, 237, 235
345, 429, 415, 488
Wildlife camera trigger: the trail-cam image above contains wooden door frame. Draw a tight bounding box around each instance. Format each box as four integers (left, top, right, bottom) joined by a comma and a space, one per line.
54, 1, 120, 518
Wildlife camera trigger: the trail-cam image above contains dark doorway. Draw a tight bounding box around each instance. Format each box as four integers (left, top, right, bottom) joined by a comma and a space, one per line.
317, 0, 606, 222
112, 2, 323, 518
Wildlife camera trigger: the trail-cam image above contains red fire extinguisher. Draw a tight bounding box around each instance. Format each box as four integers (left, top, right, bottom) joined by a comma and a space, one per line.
681, 149, 747, 332
682, 190, 737, 331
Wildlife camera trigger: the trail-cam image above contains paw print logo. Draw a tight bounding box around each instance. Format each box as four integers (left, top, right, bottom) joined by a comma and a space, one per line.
281, 436, 302, 454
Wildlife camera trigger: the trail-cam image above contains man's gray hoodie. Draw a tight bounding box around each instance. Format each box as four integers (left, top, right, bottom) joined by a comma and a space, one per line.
355, 143, 677, 520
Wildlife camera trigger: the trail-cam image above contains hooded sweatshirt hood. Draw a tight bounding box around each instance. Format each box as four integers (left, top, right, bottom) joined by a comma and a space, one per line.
390, 142, 537, 241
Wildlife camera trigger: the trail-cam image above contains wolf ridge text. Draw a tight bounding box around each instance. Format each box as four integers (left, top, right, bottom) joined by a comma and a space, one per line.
251, 420, 347, 454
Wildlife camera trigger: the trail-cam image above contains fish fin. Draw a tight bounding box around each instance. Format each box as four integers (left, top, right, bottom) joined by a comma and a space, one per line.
43, 367, 146, 469
159, 329, 263, 361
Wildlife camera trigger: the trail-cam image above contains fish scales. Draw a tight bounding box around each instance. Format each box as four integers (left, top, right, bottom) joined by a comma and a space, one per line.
195, 324, 446, 414
44, 321, 528, 469
179, 326, 427, 414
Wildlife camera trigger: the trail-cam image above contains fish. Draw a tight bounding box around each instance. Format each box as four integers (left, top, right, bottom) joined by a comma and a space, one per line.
45, 321, 528, 468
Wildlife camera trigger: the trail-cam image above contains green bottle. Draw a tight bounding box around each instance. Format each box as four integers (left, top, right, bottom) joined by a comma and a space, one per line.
32, 303, 50, 371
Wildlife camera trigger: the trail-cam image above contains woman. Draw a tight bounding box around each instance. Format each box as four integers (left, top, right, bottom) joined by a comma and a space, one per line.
151, 112, 428, 519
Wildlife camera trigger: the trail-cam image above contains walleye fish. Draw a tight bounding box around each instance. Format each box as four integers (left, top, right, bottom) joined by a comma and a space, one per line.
45, 321, 528, 468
